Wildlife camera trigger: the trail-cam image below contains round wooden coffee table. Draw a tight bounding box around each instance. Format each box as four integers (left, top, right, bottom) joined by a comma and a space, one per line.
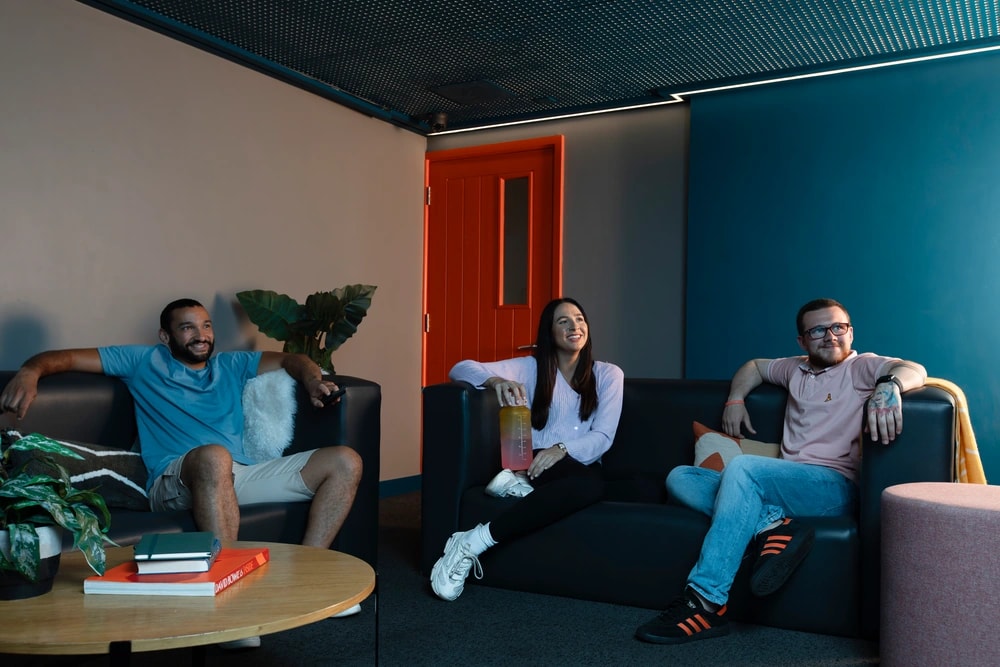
0, 541, 375, 664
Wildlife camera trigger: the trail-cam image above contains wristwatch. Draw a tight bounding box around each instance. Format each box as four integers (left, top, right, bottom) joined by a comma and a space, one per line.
876, 374, 903, 392
555, 443, 568, 454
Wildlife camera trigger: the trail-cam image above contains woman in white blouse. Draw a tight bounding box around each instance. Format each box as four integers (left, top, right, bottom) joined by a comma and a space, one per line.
430, 297, 624, 601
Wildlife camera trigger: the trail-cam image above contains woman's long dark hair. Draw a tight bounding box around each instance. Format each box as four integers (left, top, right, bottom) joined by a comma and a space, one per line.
531, 297, 598, 430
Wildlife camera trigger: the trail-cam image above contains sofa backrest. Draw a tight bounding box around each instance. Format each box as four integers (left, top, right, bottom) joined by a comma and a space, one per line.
601, 378, 788, 483
0, 371, 138, 449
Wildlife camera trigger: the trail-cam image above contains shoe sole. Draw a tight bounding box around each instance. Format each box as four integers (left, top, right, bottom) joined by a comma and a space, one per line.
485, 482, 527, 498
430, 535, 464, 601
635, 624, 730, 644
218, 636, 261, 650
750, 529, 815, 596
330, 603, 362, 617
485, 481, 517, 497
485, 470, 519, 497
430, 557, 460, 601
485, 473, 533, 498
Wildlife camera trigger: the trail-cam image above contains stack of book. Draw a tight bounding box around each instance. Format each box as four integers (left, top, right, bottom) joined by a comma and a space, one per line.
133, 531, 222, 574
85, 532, 270, 596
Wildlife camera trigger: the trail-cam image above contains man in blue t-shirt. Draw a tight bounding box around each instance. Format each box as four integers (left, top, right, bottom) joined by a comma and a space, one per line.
0, 298, 362, 549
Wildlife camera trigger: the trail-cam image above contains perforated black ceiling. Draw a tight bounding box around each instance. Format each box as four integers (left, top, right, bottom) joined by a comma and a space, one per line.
85, 0, 1000, 134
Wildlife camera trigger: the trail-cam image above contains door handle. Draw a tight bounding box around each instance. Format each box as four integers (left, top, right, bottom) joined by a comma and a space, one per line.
516, 344, 536, 351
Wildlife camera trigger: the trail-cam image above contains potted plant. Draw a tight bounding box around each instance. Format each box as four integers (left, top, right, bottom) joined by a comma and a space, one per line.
0, 430, 114, 599
236, 284, 377, 373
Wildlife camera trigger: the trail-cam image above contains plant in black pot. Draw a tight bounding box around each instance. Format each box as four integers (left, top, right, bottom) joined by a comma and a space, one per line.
236, 284, 377, 373
0, 430, 115, 599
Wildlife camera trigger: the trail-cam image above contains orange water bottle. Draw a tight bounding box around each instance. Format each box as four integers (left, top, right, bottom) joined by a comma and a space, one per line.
499, 405, 534, 471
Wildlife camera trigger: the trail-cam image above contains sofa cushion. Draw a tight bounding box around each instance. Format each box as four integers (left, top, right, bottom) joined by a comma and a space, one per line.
4, 430, 149, 511
692, 421, 779, 471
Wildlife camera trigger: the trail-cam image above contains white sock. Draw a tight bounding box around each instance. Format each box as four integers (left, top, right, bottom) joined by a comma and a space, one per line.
463, 523, 496, 556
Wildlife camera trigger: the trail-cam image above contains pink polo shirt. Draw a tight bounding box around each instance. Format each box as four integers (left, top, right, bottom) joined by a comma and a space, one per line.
765, 352, 898, 481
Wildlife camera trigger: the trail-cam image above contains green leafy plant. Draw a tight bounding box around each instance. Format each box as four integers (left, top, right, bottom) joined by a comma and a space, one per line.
236, 285, 377, 373
0, 432, 114, 579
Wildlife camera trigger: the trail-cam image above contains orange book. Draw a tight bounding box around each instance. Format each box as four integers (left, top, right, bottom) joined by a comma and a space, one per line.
84, 547, 270, 596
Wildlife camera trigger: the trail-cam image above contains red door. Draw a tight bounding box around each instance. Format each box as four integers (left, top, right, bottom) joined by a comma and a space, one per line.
423, 136, 564, 386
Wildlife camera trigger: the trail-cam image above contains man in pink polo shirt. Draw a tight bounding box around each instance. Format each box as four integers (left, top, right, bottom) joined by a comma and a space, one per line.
636, 298, 926, 644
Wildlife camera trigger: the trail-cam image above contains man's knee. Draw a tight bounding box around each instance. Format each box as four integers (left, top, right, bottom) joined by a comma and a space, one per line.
182, 444, 235, 485
331, 446, 363, 484
666, 465, 684, 489
305, 446, 362, 488
666, 464, 701, 490
723, 454, 761, 477
717, 454, 769, 488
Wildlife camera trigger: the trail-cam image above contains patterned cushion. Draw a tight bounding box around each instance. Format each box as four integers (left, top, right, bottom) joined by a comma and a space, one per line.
3, 430, 149, 511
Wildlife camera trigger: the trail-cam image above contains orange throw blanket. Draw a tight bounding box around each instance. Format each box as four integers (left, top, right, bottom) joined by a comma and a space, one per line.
923, 377, 987, 484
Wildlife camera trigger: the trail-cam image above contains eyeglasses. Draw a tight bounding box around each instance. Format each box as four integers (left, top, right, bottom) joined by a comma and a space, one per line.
802, 322, 851, 340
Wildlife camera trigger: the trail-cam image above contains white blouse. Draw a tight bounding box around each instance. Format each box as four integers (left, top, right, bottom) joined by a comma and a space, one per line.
449, 356, 624, 465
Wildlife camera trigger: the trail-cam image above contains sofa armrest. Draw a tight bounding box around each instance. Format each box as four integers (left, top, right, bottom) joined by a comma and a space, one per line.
858, 385, 955, 638
288, 374, 381, 567
420, 381, 501, 573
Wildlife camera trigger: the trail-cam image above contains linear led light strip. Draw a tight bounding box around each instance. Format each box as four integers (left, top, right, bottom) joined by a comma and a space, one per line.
433, 43, 1000, 135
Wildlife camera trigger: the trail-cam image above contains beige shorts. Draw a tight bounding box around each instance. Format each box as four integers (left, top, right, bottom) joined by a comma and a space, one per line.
149, 449, 317, 512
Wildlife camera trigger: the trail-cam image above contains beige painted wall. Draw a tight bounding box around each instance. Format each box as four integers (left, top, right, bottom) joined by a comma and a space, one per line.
0, 1, 426, 481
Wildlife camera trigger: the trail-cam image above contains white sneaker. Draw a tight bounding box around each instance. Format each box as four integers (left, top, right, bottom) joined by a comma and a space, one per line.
430, 530, 484, 601
485, 469, 534, 498
218, 636, 261, 650
331, 603, 362, 618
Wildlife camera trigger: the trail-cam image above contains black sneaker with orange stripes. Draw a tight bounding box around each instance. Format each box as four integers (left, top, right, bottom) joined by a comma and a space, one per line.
750, 517, 815, 596
635, 587, 730, 644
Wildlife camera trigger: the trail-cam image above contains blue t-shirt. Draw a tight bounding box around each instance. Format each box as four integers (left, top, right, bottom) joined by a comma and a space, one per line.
98, 345, 262, 489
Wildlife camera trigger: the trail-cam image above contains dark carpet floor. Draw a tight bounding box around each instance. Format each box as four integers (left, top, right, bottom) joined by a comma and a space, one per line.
3, 492, 879, 666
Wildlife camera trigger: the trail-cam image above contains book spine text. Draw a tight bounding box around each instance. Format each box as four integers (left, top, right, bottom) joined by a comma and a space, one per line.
213, 551, 269, 594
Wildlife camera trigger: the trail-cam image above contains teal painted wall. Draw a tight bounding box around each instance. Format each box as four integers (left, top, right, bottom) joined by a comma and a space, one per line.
685, 50, 1000, 480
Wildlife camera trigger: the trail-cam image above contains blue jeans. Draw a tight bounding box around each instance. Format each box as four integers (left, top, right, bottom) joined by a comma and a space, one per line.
666, 455, 856, 606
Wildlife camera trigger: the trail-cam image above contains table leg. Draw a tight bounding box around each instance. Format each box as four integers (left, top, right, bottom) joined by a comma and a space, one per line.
107, 640, 205, 667
374, 570, 379, 667
109, 640, 131, 667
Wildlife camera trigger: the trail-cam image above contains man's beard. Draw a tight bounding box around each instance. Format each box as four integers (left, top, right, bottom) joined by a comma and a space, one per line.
167, 336, 214, 365
807, 346, 849, 369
